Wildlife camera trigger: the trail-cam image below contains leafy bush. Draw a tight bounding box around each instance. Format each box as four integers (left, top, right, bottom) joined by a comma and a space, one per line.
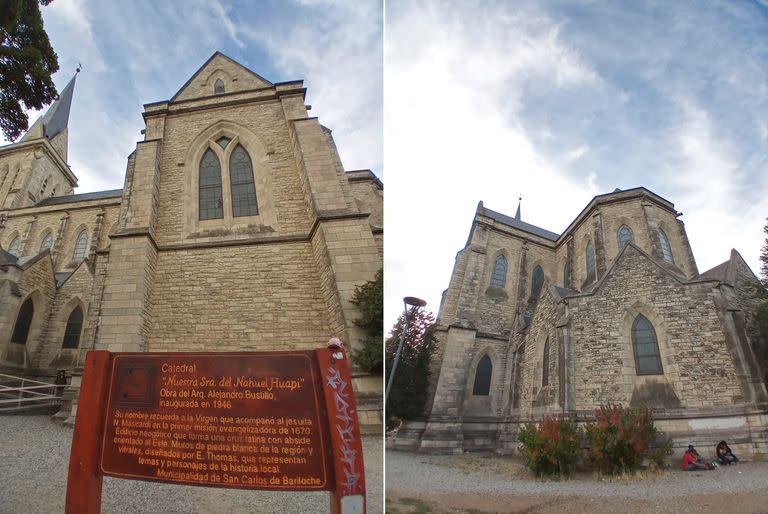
585, 403, 659, 474
350, 269, 383, 372
517, 416, 583, 477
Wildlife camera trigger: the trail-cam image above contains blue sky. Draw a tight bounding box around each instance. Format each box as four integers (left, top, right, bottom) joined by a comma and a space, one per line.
4, 0, 382, 192
385, 0, 768, 328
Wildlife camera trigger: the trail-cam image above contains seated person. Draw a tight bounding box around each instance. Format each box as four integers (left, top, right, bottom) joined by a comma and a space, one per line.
681, 445, 715, 471
715, 440, 739, 465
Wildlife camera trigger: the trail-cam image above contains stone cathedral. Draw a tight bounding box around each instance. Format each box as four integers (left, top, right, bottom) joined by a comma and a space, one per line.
0, 53, 382, 427
398, 188, 768, 457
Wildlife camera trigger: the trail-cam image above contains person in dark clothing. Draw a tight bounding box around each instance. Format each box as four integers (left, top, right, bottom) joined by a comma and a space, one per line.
715, 441, 739, 465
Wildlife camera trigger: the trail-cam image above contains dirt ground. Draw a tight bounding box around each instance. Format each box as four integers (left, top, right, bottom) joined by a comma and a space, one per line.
387, 490, 768, 513
386, 450, 768, 514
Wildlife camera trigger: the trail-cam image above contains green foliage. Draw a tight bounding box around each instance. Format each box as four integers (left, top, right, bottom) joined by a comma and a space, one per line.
517, 416, 583, 477
350, 269, 383, 373
0, 0, 59, 141
761, 218, 768, 287
585, 404, 659, 474
756, 302, 768, 360
385, 308, 437, 421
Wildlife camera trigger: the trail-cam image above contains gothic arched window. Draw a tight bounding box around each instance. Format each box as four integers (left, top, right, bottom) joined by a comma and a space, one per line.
563, 262, 570, 288
586, 240, 596, 277
490, 255, 507, 288
8, 236, 20, 257
11, 298, 33, 344
531, 265, 544, 299
40, 233, 53, 253
658, 229, 673, 263
229, 145, 259, 217
199, 148, 224, 220
214, 79, 225, 95
62, 306, 83, 349
39, 177, 49, 197
632, 314, 663, 375
73, 230, 88, 262
618, 225, 634, 248
542, 338, 550, 386
472, 355, 492, 396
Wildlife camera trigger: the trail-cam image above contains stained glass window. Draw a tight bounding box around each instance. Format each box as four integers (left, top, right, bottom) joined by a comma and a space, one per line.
40, 233, 53, 253
658, 229, 673, 263
586, 240, 596, 277
490, 255, 507, 287
632, 315, 663, 375
618, 225, 634, 248
216, 136, 231, 149
8, 236, 20, 257
73, 230, 88, 261
214, 79, 225, 95
229, 145, 258, 217
199, 149, 224, 220
531, 265, 544, 299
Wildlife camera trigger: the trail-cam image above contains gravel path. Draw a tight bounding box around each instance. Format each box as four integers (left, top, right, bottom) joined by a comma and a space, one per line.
386, 448, 768, 499
0, 416, 382, 514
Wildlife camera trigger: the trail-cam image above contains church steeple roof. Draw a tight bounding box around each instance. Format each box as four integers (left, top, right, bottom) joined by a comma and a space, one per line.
20, 71, 77, 143
42, 72, 76, 139
514, 197, 521, 221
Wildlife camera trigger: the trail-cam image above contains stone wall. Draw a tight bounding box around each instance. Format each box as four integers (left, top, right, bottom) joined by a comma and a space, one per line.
568, 244, 743, 410
0, 255, 55, 367
148, 241, 332, 351
0, 200, 120, 271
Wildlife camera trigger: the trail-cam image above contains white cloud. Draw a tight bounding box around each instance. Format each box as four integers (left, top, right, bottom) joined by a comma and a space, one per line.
44, 0, 106, 73
239, 0, 383, 175
384, 1, 601, 328
662, 98, 768, 274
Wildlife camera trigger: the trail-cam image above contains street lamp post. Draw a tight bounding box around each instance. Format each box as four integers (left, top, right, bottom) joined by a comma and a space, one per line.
385, 296, 427, 407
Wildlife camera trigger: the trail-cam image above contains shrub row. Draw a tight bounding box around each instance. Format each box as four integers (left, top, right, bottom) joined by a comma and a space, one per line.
517, 404, 671, 477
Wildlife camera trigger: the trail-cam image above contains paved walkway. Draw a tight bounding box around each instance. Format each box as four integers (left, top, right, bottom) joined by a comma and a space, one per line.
0, 415, 382, 513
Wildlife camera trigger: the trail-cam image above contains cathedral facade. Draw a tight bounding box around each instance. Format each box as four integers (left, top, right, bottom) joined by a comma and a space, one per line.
399, 188, 768, 457
0, 53, 382, 426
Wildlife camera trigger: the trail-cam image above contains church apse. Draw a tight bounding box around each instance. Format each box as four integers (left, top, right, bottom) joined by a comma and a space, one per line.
403, 187, 768, 458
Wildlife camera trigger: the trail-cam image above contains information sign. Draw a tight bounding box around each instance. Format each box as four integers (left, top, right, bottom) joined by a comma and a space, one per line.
65, 347, 365, 513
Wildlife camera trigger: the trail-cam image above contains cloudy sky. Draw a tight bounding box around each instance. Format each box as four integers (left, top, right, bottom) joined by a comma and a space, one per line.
3, 0, 382, 190
385, 0, 768, 329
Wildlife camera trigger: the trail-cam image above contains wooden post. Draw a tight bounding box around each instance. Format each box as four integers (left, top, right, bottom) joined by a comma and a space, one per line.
316, 347, 366, 514
65, 350, 112, 514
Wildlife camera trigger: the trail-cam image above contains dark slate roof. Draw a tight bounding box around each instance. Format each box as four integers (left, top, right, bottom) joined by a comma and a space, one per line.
479, 205, 560, 241
36, 189, 123, 207
553, 286, 577, 299
55, 271, 74, 288
43, 74, 77, 139
699, 260, 729, 282
0, 248, 18, 265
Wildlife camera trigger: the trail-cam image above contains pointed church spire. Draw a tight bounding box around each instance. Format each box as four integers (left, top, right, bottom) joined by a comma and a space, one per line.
20, 69, 78, 160
515, 196, 521, 221
42, 70, 77, 140
21, 70, 77, 141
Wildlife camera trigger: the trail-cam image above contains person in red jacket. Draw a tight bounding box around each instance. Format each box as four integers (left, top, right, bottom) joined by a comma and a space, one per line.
681, 445, 714, 471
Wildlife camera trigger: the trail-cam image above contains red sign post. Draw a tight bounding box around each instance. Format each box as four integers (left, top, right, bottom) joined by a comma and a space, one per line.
65, 348, 366, 513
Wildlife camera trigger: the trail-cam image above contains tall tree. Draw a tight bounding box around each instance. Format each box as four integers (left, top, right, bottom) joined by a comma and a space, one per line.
385, 308, 437, 422
761, 218, 768, 287
0, 0, 58, 141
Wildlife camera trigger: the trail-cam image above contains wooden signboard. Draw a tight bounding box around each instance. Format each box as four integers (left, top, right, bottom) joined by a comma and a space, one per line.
66, 348, 366, 513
